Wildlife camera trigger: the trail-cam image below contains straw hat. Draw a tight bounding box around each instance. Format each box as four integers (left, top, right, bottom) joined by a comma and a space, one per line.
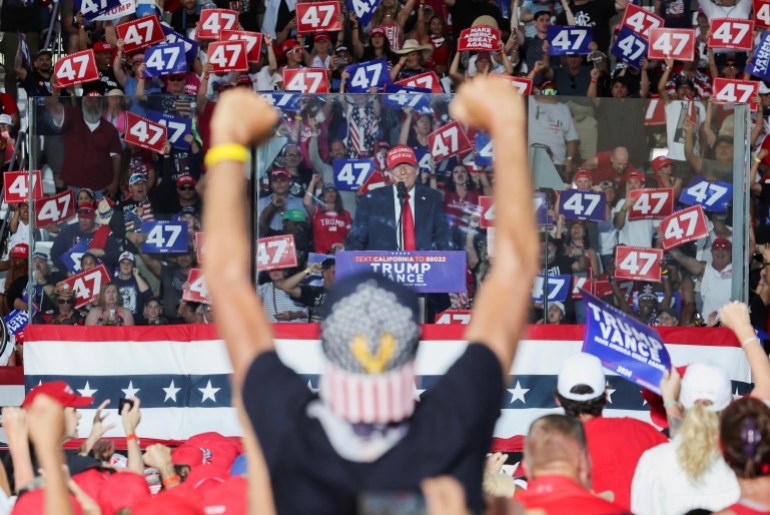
394, 39, 433, 59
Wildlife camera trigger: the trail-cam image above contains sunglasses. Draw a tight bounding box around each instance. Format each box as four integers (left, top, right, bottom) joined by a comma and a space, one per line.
542, 88, 558, 95
178, 185, 195, 191
58, 298, 74, 304
724, 63, 737, 68
168, 75, 185, 81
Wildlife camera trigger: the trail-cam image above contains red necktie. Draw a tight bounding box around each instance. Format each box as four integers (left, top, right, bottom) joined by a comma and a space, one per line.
402, 193, 416, 251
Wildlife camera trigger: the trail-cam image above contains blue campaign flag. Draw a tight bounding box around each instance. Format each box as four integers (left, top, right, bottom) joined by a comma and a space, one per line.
474, 132, 493, 167
61, 241, 90, 274
532, 274, 572, 302
146, 109, 192, 150
583, 291, 672, 394
383, 84, 432, 113
347, 0, 380, 27
560, 189, 607, 222
748, 32, 770, 81
344, 58, 390, 93
4, 310, 28, 337
547, 26, 593, 56
335, 251, 467, 293
143, 42, 187, 78
76, 0, 123, 20
611, 26, 648, 70
258, 91, 302, 113
678, 176, 733, 213
140, 221, 189, 254
535, 191, 549, 226
333, 158, 376, 191
160, 22, 199, 66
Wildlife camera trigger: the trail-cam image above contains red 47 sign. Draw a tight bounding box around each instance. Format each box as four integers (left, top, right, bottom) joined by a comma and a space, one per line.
713, 78, 759, 111
435, 309, 473, 324
53, 50, 99, 88
628, 188, 674, 220
661, 205, 709, 250
198, 9, 239, 39
282, 68, 329, 93
493, 74, 532, 95
116, 15, 165, 52
62, 265, 111, 309
621, 3, 663, 40
296, 1, 341, 33
257, 234, 298, 271
755, 0, 770, 30
615, 246, 663, 282
428, 121, 473, 162
394, 71, 443, 93
220, 30, 263, 63
124, 112, 167, 154
35, 190, 75, 228
572, 276, 593, 299
4, 170, 43, 204
644, 97, 666, 126
709, 18, 754, 51
208, 41, 249, 72
479, 195, 495, 228
647, 28, 695, 61
183, 268, 210, 304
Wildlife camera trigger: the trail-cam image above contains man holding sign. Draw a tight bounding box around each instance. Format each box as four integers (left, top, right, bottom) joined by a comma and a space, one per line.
202, 79, 540, 513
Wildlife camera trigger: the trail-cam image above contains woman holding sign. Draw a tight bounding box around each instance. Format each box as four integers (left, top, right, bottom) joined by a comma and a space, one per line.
85, 282, 135, 326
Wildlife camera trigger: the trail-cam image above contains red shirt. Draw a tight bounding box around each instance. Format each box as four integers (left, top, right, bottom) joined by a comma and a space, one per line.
516, 475, 629, 514
443, 190, 481, 226
584, 417, 668, 511
312, 208, 351, 254
729, 502, 770, 514
590, 151, 639, 188
60, 107, 122, 190
0, 93, 19, 116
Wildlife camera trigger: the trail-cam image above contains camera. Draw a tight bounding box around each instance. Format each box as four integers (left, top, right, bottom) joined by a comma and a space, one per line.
118, 397, 135, 413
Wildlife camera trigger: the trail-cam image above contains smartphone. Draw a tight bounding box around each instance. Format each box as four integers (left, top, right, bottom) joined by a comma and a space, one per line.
118, 397, 135, 413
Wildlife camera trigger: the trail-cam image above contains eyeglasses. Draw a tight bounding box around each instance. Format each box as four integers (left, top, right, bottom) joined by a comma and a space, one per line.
58, 298, 74, 304
284, 152, 301, 158
725, 63, 737, 68
178, 185, 195, 191
168, 75, 185, 81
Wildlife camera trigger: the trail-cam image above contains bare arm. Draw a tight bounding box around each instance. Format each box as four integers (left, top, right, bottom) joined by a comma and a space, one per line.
397, 0, 417, 28
203, 89, 280, 393
669, 247, 705, 277
658, 58, 673, 102
683, 117, 703, 173
452, 78, 540, 373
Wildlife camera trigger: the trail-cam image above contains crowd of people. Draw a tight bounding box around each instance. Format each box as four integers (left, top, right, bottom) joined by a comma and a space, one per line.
2, 0, 770, 333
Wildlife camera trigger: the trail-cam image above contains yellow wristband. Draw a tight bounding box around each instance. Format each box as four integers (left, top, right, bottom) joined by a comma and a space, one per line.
204, 144, 250, 168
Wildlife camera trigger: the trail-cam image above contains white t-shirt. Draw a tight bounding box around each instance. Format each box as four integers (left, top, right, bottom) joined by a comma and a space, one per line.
701, 262, 733, 320
631, 437, 740, 515
612, 200, 656, 248
528, 99, 579, 166
665, 100, 706, 162
697, 0, 751, 20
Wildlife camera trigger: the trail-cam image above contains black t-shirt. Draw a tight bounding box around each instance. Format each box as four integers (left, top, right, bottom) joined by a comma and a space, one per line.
20, 69, 52, 97
6, 275, 28, 309
243, 344, 504, 515
556, 0, 617, 53
170, 9, 199, 33
297, 285, 328, 322
113, 275, 152, 319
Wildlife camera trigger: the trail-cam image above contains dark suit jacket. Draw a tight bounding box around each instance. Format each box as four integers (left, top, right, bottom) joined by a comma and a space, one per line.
345, 185, 454, 251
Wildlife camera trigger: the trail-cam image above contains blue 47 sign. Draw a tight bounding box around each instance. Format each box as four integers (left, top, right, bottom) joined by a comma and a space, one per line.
344, 58, 390, 93
140, 221, 189, 254
333, 158, 375, 191
583, 291, 671, 394
160, 22, 199, 66
143, 42, 187, 77
76, 0, 123, 20
532, 274, 571, 302
347, 0, 379, 26
560, 189, 606, 222
382, 84, 432, 113
146, 110, 192, 150
678, 176, 732, 212
748, 31, 770, 80
611, 26, 648, 69
547, 26, 593, 55
474, 132, 493, 167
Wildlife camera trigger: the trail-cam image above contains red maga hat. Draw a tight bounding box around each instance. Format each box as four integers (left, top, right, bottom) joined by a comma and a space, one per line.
386, 145, 417, 169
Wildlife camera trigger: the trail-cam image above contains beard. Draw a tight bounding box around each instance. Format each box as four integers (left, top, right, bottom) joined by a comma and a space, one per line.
83, 105, 102, 124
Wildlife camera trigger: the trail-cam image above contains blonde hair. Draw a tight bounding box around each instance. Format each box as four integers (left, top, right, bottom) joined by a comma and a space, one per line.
677, 403, 721, 482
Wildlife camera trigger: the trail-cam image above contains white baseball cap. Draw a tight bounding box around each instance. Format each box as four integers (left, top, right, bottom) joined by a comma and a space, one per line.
680, 362, 732, 412
557, 353, 606, 401
0, 114, 12, 126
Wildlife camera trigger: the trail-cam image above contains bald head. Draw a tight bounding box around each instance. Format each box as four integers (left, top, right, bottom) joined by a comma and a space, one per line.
610, 147, 630, 173
525, 415, 590, 486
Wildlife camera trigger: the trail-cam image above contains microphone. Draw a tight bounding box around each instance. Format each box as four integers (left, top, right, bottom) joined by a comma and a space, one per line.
397, 181, 407, 202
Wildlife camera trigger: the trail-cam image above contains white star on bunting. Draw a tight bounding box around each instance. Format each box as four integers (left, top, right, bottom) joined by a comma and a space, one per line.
122, 381, 140, 399
605, 381, 616, 404
163, 380, 181, 403
507, 381, 530, 404
78, 381, 97, 398
199, 380, 221, 403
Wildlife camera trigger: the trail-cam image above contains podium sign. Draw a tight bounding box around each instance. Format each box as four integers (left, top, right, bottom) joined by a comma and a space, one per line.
335, 251, 467, 293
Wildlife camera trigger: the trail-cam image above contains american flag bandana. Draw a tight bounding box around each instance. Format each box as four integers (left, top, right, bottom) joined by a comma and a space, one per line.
319, 360, 416, 424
